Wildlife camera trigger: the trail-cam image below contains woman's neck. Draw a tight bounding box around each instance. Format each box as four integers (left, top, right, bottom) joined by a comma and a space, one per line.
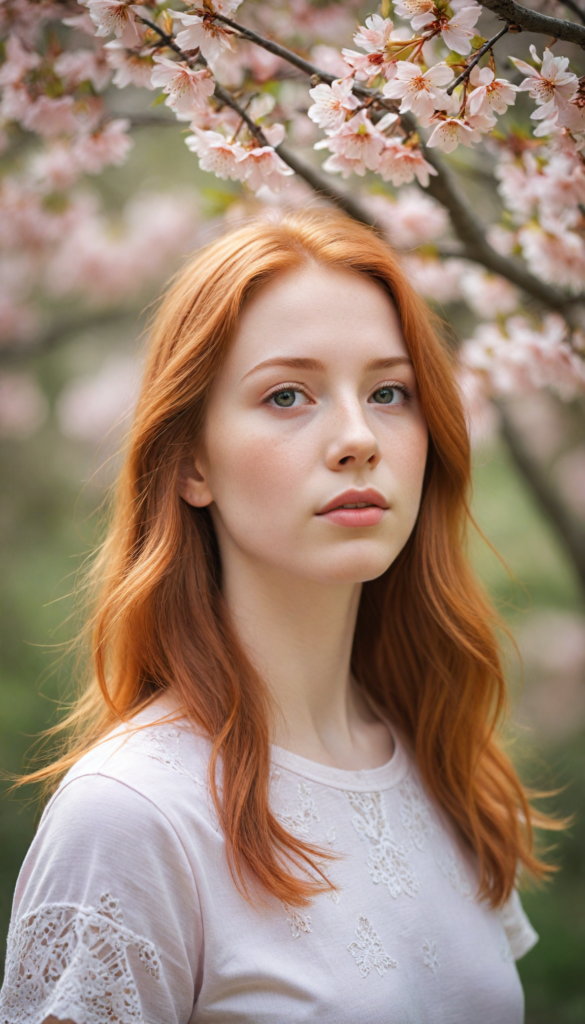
221, 550, 394, 770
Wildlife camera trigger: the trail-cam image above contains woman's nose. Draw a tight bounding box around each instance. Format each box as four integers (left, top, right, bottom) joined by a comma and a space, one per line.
324, 400, 381, 471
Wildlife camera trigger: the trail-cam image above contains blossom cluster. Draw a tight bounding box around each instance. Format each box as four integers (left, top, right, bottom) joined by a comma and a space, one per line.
0, 0, 584, 445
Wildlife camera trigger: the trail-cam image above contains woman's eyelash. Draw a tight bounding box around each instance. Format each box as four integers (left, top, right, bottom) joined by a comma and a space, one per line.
263, 383, 308, 403
372, 381, 414, 401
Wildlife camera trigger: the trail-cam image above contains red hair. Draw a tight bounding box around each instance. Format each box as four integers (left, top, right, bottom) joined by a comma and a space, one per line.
28, 210, 557, 908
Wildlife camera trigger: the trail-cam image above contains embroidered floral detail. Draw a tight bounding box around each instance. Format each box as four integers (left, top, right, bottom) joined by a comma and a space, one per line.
277, 782, 320, 837
328, 888, 341, 904
436, 850, 474, 900
283, 904, 312, 939
422, 937, 440, 974
326, 826, 337, 844
127, 723, 202, 786
345, 791, 419, 899
399, 775, 434, 851
0, 892, 160, 1024
348, 915, 397, 978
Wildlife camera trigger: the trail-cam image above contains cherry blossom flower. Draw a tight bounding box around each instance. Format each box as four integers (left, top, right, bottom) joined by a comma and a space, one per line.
440, 5, 481, 56
466, 65, 517, 126
237, 143, 294, 194
315, 109, 385, 177
30, 143, 82, 191
0, 372, 48, 438
151, 56, 214, 117
342, 15, 398, 81
427, 117, 480, 153
56, 355, 139, 443
172, 10, 232, 66
84, 0, 144, 47
393, 0, 437, 32
54, 48, 112, 91
383, 61, 453, 126
510, 47, 578, 121
307, 78, 359, 131
376, 138, 437, 186
461, 315, 585, 399
518, 217, 585, 293
73, 119, 133, 174
104, 40, 155, 88
0, 34, 39, 87
185, 129, 248, 181
310, 45, 350, 79
23, 95, 79, 137
364, 189, 448, 248
456, 366, 499, 447
402, 254, 465, 301
459, 267, 519, 318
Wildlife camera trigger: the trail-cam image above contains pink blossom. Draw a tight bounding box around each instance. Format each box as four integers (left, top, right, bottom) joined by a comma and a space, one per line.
382, 60, 453, 126
0, 372, 48, 438
510, 47, 578, 121
30, 143, 82, 191
185, 128, 248, 181
104, 40, 156, 88
172, 10, 232, 66
23, 95, 79, 137
84, 0, 144, 46
310, 45, 350, 79
151, 56, 214, 117
54, 48, 112, 91
342, 15, 398, 81
461, 314, 585, 399
402, 254, 465, 301
315, 109, 385, 177
376, 138, 437, 186
364, 188, 448, 248
0, 34, 39, 87
73, 119, 133, 173
456, 366, 499, 448
459, 267, 519, 318
237, 144, 294, 194
427, 117, 481, 153
393, 0, 437, 32
307, 78, 359, 131
353, 14, 394, 53
440, 5, 481, 56
56, 355, 139, 442
466, 65, 517, 125
518, 218, 585, 293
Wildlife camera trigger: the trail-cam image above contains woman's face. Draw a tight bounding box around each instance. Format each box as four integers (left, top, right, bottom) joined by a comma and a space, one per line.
180, 264, 428, 586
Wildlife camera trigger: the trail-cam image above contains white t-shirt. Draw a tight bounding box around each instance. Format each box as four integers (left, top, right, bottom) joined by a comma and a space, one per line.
0, 698, 538, 1024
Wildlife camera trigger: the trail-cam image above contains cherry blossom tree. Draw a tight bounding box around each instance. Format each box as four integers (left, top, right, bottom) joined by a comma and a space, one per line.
1, 0, 584, 584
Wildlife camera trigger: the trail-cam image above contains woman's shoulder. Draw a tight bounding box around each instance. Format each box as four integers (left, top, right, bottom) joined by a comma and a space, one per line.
50, 695, 214, 829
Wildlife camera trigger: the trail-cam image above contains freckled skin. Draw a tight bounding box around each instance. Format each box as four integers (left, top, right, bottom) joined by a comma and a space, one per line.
184, 265, 428, 587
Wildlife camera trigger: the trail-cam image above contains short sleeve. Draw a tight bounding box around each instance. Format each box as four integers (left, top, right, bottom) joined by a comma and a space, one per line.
499, 888, 539, 960
0, 773, 203, 1024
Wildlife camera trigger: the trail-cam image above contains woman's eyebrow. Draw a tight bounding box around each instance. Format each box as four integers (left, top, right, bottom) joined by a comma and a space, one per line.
366, 357, 414, 371
242, 356, 325, 380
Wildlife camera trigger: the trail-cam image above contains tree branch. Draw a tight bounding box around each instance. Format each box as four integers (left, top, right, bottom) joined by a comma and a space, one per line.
477, 0, 585, 47
447, 23, 510, 95
558, 0, 585, 26
496, 401, 585, 595
0, 310, 140, 364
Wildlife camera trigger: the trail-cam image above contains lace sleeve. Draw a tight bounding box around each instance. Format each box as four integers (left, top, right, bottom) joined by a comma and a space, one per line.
0, 773, 202, 1024
499, 889, 539, 961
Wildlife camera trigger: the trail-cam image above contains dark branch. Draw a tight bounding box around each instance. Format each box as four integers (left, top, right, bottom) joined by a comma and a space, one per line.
447, 23, 510, 95
476, 0, 585, 47
0, 310, 141, 364
496, 401, 585, 595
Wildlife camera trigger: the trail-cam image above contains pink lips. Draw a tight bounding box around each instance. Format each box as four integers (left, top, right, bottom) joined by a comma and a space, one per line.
316, 488, 388, 528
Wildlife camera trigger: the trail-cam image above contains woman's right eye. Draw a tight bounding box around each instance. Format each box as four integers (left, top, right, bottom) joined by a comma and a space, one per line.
268, 388, 308, 408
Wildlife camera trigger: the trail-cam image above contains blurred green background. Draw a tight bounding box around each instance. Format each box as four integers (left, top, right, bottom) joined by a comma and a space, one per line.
1, 124, 584, 1022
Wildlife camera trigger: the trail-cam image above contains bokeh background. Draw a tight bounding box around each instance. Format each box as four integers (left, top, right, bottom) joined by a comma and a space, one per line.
1, 15, 585, 1022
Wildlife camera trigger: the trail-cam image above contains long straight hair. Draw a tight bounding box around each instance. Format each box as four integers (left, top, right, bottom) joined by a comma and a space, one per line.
26, 210, 557, 908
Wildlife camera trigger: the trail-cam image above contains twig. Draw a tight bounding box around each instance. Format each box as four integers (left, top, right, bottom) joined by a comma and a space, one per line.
496, 400, 585, 595
558, 0, 585, 26
447, 23, 510, 95
476, 0, 585, 48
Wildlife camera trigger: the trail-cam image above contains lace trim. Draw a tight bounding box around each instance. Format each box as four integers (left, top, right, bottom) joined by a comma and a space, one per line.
276, 781, 320, 837
347, 916, 398, 978
283, 905, 312, 939
126, 722, 202, 786
345, 791, 419, 899
0, 892, 160, 1024
436, 850, 474, 900
422, 937, 440, 974
399, 775, 435, 852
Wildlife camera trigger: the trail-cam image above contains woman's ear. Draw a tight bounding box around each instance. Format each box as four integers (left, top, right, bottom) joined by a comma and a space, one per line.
178, 456, 214, 508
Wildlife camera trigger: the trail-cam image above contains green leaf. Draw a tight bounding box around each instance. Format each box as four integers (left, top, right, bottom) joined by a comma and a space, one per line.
471, 35, 487, 49
151, 92, 167, 107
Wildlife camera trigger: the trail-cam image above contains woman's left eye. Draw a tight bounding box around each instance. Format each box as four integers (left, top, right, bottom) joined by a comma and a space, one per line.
370, 385, 409, 406
268, 388, 308, 408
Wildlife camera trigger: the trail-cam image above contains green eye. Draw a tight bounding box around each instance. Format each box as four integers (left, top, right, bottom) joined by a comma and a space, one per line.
372, 387, 398, 404
273, 390, 296, 407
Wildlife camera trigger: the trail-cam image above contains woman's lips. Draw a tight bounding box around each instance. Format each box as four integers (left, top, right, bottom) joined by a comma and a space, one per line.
320, 506, 385, 527
316, 489, 388, 528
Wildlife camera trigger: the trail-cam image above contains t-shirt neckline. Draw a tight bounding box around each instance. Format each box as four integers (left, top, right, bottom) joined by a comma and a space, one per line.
270, 724, 409, 792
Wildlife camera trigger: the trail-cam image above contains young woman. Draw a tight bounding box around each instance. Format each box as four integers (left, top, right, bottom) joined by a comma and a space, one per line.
1, 210, 552, 1024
